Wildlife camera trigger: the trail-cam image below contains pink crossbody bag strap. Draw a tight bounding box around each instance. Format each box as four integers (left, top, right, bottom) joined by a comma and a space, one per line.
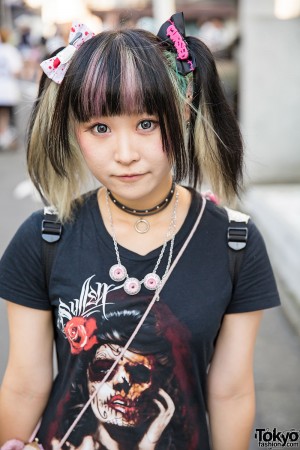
50, 197, 206, 449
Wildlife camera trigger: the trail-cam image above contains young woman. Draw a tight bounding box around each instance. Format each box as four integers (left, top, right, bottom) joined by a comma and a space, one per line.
0, 13, 280, 450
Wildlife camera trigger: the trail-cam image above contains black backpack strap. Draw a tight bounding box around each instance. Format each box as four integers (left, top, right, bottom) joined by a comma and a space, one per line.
42, 206, 62, 289
224, 207, 250, 287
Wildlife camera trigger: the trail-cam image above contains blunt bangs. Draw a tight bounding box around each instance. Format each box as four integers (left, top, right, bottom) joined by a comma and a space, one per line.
68, 30, 173, 120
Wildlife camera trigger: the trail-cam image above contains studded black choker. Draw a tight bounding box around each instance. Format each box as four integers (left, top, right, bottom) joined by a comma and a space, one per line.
107, 182, 176, 217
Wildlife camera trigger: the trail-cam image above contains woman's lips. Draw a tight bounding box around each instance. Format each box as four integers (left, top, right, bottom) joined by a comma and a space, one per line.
115, 173, 145, 182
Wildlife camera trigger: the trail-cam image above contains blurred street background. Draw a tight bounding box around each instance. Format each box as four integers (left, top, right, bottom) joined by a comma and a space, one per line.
0, 0, 299, 448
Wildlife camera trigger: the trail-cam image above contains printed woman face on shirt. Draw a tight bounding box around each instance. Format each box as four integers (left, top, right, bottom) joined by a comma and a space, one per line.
87, 343, 154, 427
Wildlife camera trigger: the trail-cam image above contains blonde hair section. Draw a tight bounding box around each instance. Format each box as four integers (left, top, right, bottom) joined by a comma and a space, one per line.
164, 50, 239, 204
27, 83, 91, 222
194, 103, 230, 203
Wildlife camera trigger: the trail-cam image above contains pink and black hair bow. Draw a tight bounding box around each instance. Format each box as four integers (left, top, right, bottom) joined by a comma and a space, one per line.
157, 12, 196, 76
40, 22, 95, 84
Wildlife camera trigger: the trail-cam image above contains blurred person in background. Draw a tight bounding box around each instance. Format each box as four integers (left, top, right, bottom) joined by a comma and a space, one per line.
0, 27, 23, 151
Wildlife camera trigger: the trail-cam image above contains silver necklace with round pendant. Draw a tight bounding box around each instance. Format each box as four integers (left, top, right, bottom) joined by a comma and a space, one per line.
134, 218, 150, 234
106, 188, 178, 295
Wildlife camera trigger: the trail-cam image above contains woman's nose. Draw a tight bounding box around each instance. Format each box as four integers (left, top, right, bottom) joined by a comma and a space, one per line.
114, 133, 140, 165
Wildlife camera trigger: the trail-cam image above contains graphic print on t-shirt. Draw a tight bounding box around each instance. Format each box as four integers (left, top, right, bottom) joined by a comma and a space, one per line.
51, 274, 200, 449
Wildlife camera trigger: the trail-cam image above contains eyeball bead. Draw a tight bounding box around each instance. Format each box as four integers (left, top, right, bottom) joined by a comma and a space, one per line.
109, 264, 127, 282
144, 273, 160, 290
124, 278, 141, 295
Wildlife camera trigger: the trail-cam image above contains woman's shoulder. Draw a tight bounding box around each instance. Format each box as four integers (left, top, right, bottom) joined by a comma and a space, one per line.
189, 189, 238, 228
189, 189, 264, 246
7, 190, 98, 244
13, 208, 45, 239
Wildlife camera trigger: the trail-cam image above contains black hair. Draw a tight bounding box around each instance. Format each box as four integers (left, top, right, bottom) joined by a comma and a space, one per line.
27, 25, 243, 221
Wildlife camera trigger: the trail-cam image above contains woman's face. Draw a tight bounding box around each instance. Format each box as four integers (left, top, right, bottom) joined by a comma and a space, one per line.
76, 114, 173, 209
87, 343, 155, 427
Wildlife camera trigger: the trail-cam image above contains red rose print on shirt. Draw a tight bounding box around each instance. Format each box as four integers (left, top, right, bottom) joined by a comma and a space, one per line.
64, 317, 98, 354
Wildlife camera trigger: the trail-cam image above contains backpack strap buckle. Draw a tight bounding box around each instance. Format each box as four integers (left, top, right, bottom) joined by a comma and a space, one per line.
225, 207, 250, 251
223, 206, 250, 285
227, 226, 248, 250
42, 207, 62, 243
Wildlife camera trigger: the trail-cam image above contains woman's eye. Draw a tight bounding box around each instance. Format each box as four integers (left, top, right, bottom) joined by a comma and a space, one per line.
93, 123, 109, 134
138, 120, 157, 131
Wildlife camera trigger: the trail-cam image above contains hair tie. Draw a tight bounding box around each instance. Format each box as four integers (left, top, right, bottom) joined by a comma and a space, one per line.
40, 22, 95, 84
157, 12, 196, 76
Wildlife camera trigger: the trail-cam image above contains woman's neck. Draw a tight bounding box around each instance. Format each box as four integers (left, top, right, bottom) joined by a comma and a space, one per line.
97, 185, 193, 256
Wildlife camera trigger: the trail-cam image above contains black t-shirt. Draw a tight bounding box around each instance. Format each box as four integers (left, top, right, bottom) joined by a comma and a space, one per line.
0, 189, 280, 450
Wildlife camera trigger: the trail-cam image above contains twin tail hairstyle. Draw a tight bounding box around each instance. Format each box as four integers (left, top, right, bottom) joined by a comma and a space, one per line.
27, 20, 243, 222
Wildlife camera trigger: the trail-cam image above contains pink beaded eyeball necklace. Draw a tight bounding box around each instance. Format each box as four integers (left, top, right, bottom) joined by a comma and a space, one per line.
105, 185, 179, 295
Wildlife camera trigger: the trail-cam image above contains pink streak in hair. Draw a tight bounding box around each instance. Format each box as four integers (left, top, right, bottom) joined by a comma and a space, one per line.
80, 47, 144, 116
82, 51, 109, 116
